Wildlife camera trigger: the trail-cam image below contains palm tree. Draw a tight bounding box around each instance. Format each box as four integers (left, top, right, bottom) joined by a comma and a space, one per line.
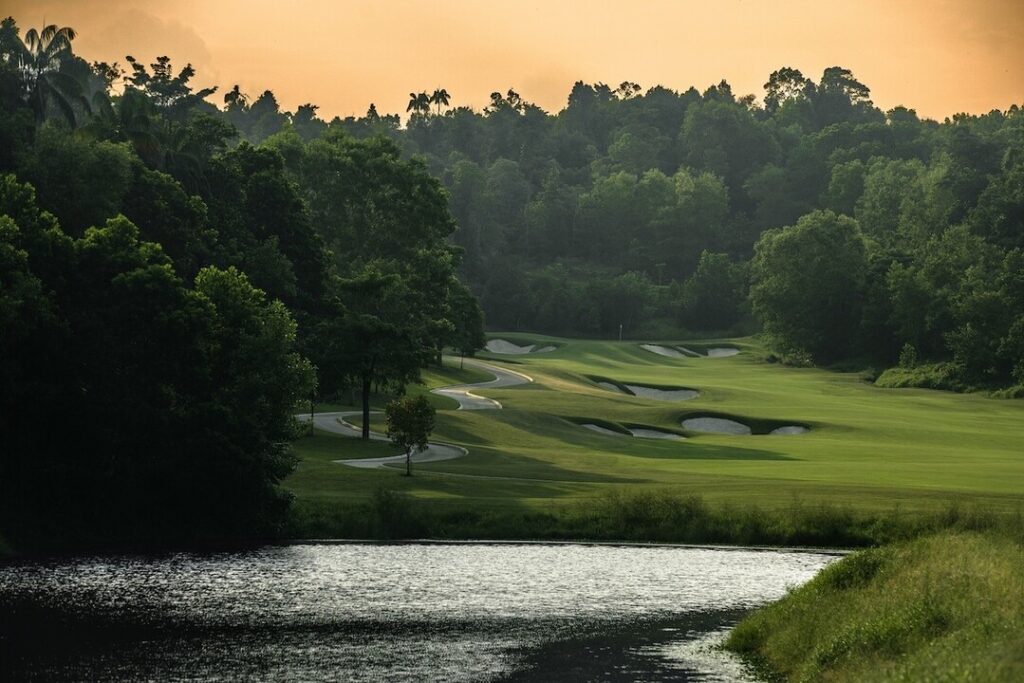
0, 19, 90, 126
406, 91, 430, 117
430, 88, 450, 116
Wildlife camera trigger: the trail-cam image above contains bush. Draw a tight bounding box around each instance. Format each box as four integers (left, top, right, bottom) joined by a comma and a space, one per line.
875, 362, 967, 391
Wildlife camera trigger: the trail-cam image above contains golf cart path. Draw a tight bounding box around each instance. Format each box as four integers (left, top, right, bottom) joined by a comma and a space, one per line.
296, 358, 532, 468
433, 358, 533, 409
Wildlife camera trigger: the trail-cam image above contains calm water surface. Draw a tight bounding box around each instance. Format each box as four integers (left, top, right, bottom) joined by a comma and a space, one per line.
0, 543, 836, 681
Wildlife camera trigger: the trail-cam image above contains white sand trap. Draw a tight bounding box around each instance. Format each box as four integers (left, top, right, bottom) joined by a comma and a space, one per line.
770, 425, 808, 435
597, 381, 624, 393
682, 417, 752, 435
486, 339, 535, 354
583, 422, 685, 441
640, 344, 688, 358
581, 423, 625, 437
628, 428, 686, 440
675, 346, 703, 357
625, 384, 699, 402
706, 347, 740, 358
486, 339, 556, 354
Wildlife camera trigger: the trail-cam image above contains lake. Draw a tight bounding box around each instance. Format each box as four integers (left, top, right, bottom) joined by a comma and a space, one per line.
0, 542, 837, 681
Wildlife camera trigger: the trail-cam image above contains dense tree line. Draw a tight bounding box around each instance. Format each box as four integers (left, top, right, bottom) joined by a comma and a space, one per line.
209, 60, 1022, 390
319, 68, 1022, 391
0, 19, 484, 548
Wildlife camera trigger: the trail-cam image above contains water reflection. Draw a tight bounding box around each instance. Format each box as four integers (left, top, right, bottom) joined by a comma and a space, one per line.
0, 543, 836, 681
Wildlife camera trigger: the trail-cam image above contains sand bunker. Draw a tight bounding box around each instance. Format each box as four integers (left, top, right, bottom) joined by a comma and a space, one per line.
582, 423, 685, 441
640, 344, 689, 358
682, 417, 752, 435
770, 425, 808, 435
625, 384, 699, 401
485, 339, 556, 355
628, 427, 686, 440
581, 423, 625, 437
681, 417, 809, 436
597, 380, 699, 401
642, 343, 739, 358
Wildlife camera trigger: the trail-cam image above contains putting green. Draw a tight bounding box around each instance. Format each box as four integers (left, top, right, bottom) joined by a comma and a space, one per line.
286, 334, 1024, 517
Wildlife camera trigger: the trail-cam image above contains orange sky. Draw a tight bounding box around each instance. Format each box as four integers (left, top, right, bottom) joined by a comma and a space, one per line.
8, 0, 1024, 121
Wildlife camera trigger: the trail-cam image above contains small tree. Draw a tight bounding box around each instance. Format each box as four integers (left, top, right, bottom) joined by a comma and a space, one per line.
384, 395, 436, 476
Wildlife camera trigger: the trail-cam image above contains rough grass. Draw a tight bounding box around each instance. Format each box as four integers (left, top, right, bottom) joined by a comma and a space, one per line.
726, 529, 1024, 682
287, 481, 1022, 549
875, 362, 969, 392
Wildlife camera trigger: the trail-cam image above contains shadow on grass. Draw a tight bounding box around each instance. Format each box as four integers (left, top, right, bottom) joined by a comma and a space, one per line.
416, 447, 643, 484
561, 417, 796, 461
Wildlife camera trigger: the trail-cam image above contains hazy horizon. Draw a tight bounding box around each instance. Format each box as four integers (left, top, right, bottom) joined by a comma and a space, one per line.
7, 0, 1024, 121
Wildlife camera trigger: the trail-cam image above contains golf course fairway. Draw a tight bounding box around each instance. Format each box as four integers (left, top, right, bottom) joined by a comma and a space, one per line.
286, 334, 1024, 537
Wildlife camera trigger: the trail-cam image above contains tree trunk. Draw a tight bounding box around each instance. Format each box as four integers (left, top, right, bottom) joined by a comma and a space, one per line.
361, 376, 371, 440
309, 393, 315, 436
460, 352, 465, 369
406, 447, 412, 476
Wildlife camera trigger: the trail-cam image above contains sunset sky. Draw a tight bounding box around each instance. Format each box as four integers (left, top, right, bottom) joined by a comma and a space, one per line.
8, 0, 1024, 121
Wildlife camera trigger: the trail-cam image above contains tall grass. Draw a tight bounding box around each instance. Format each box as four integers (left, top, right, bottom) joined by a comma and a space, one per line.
287, 488, 1023, 548
726, 529, 1024, 681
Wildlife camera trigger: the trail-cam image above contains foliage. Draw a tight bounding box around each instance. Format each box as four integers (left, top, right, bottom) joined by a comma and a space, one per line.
0, 180, 316, 547
751, 211, 868, 361
385, 395, 436, 476
445, 278, 487, 363
680, 250, 748, 330
0, 17, 478, 549
0, 19, 95, 127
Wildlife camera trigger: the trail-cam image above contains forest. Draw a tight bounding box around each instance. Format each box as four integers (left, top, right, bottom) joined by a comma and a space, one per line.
236, 58, 1023, 393
1, 16, 1022, 548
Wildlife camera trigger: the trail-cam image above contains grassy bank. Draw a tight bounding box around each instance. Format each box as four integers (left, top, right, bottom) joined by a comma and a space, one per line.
726, 529, 1024, 681
287, 485, 1020, 549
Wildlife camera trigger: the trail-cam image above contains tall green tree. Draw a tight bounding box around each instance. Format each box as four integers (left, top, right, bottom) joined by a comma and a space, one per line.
329, 268, 435, 439
751, 210, 868, 360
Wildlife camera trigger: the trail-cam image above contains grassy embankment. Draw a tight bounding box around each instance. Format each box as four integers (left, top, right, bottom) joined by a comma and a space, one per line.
727, 528, 1024, 682
285, 334, 1024, 544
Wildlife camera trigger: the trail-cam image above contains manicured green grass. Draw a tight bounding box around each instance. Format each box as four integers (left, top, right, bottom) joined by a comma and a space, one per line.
285, 336, 1024, 539
726, 529, 1024, 681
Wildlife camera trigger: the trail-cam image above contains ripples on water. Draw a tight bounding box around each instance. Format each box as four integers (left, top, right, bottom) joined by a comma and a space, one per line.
0, 543, 836, 681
